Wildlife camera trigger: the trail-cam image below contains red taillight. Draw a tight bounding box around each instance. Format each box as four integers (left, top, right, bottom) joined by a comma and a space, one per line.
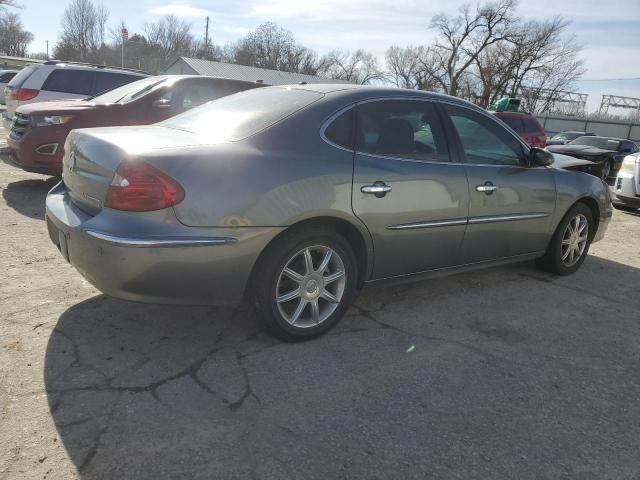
104, 162, 185, 212
11, 88, 39, 101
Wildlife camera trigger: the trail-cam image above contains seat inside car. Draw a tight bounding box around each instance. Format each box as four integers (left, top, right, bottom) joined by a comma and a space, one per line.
376, 118, 415, 154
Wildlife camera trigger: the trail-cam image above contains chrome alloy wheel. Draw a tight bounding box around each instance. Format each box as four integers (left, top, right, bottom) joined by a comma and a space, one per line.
275, 245, 346, 328
561, 213, 588, 267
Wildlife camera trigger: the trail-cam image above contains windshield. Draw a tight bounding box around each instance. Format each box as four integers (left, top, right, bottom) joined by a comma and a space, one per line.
161, 87, 323, 141
90, 77, 166, 104
569, 136, 621, 150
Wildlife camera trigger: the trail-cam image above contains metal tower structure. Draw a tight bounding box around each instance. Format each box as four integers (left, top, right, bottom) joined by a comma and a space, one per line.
599, 95, 640, 115
519, 86, 588, 115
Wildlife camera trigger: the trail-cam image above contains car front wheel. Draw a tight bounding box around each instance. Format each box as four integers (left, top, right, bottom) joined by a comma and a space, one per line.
251, 228, 357, 341
537, 203, 593, 275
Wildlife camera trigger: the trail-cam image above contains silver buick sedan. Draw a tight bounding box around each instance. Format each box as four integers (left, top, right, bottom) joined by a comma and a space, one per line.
46, 85, 612, 340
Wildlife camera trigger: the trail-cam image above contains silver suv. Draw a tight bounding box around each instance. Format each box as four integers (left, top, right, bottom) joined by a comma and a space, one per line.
3, 61, 147, 129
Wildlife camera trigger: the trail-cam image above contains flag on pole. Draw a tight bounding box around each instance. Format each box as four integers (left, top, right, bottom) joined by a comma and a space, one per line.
122, 28, 129, 42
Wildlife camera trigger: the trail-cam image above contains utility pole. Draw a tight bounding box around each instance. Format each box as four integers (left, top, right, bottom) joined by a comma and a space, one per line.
204, 16, 209, 52
46, 40, 49, 60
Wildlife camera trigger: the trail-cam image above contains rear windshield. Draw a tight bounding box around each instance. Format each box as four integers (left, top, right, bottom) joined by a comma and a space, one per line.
569, 136, 621, 150
90, 77, 165, 104
7, 65, 36, 88
499, 116, 523, 133
161, 87, 323, 141
522, 117, 542, 132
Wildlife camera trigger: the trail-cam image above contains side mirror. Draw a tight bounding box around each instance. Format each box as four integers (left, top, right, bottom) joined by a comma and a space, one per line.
620, 148, 632, 154
529, 147, 554, 167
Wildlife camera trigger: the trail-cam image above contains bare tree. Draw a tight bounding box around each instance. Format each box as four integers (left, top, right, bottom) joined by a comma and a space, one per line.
385, 45, 441, 90
144, 15, 194, 72
471, 16, 584, 111
429, 0, 517, 96
0, 11, 33, 56
55, 0, 109, 62
230, 22, 320, 74
318, 49, 383, 84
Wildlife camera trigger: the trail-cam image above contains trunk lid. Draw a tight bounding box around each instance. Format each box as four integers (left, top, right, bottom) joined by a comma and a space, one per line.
62, 125, 209, 215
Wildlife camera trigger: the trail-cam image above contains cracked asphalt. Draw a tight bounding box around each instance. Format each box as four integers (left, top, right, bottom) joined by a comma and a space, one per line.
1, 126, 640, 479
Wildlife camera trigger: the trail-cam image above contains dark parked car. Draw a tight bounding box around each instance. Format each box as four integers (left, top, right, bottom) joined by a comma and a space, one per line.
46, 85, 611, 340
547, 136, 639, 180
493, 111, 546, 148
547, 131, 595, 146
7, 75, 262, 176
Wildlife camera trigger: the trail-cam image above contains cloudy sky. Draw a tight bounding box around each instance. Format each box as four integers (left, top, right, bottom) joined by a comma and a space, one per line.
15, 0, 640, 111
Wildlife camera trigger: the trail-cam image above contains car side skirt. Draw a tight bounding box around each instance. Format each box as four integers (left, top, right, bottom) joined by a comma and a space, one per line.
365, 252, 544, 288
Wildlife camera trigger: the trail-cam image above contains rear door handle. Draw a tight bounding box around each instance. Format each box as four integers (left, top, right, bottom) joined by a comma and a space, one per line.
361, 181, 392, 198
476, 182, 498, 194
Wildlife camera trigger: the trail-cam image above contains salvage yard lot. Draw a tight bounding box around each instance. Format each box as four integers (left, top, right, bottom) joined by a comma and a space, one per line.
1, 131, 640, 478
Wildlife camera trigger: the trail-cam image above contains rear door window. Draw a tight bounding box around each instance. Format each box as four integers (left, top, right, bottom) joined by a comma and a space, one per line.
355, 100, 450, 162
42, 70, 96, 95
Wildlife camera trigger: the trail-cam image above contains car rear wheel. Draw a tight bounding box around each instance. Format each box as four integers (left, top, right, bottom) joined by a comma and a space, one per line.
536, 203, 593, 275
251, 227, 357, 341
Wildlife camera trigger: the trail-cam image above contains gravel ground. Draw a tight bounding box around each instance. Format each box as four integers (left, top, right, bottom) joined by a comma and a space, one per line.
1, 128, 639, 479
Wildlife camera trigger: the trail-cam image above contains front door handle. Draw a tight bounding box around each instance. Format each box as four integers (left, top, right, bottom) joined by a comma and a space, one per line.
361, 181, 392, 198
476, 182, 498, 194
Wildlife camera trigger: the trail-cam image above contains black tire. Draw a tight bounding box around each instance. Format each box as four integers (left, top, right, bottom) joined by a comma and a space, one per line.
251, 226, 357, 341
536, 202, 594, 275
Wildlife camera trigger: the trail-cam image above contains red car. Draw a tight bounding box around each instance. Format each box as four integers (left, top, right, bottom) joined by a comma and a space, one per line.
7, 75, 261, 176
493, 111, 546, 148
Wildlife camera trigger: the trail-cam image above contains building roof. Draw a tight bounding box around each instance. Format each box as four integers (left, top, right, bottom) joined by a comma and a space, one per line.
0, 55, 44, 68
167, 57, 351, 86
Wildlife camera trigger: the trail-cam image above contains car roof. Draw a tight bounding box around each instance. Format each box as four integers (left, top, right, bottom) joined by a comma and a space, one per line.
35, 61, 148, 76
272, 83, 480, 110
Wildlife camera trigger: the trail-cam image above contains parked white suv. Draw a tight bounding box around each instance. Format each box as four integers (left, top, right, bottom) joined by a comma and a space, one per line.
2, 61, 147, 129
0, 69, 19, 104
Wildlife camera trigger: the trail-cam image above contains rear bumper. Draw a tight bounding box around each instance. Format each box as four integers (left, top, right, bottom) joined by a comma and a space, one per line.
45, 182, 282, 306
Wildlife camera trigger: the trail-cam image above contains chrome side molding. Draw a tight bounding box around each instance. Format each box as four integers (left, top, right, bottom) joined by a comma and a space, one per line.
84, 230, 236, 248
387, 213, 548, 230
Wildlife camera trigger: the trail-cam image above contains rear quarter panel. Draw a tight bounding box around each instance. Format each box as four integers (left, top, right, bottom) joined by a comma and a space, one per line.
163, 99, 359, 229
